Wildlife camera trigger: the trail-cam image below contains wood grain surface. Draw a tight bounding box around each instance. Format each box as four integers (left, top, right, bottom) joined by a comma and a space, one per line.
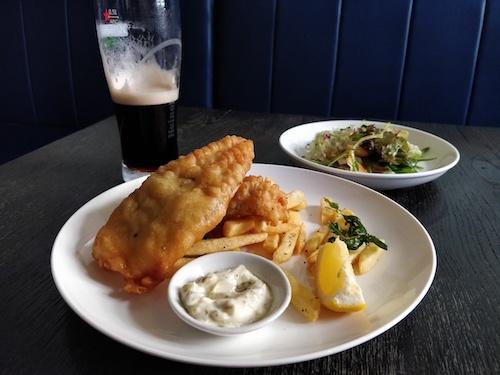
0, 108, 498, 374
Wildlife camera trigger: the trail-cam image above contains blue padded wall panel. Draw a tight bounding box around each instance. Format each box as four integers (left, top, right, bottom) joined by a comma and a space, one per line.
180, 0, 213, 108
399, 0, 485, 125
272, 0, 341, 116
67, 0, 113, 127
468, 0, 500, 127
332, 0, 412, 120
22, 0, 77, 126
0, 0, 36, 125
214, 0, 276, 112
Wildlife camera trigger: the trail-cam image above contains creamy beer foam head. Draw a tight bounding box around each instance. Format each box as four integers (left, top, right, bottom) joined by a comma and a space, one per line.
107, 62, 179, 106
100, 32, 180, 106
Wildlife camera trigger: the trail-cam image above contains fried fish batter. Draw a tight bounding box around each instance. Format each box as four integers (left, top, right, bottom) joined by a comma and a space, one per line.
226, 175, 288, 224
92, 136, 254, 294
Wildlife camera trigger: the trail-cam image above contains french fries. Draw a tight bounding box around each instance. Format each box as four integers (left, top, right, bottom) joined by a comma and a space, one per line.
284, 270, 320, 322
273, 227, 299, 264
267, 222, 298, 234
171, 183, 388, 325
354, 243, 384, 274
307, 197, 385, 277
320, 196, 340, 225
175, 185, 308, 271
287, 190, 306, 210
222, 219, 255, 237
348, 243, 366, 263
263, 233, 280, 251
304, 226, 329, 256
254, 219, 268, 233
288, 210, 303, 226
186, 233, 268, 256
294, 224, 306, 254
320, 197, 354, 229
220, 218, 270, 237
306, 249, 319, 273
341, 208, 354, 216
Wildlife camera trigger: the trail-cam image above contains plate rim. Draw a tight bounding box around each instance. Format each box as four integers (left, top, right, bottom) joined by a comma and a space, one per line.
279, 119, 460, 180
50, 163, 437, 367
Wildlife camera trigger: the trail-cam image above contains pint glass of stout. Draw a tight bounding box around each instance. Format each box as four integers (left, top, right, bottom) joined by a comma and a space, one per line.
94, 0, 181, 181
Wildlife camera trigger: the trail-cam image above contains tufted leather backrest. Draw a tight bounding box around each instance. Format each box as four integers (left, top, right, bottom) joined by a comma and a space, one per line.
2, 0, 500, 128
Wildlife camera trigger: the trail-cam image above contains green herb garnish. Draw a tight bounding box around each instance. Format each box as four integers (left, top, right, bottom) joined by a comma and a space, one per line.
326, 201, 387, 251
324, 198, 339, 210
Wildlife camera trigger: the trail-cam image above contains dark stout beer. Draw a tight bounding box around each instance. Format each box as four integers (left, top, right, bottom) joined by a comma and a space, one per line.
106, 63, 180, 179
95, 3, 181, 181
115, 101, 178, 172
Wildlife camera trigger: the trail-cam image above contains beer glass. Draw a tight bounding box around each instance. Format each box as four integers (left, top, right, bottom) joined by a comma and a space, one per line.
94, 0, 181, 181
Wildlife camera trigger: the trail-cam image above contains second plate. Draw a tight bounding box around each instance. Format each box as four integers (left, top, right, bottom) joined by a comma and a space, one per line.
279, 120, 459, 190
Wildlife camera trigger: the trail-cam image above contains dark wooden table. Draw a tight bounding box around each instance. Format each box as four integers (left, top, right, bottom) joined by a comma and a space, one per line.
1, 108, 499, 374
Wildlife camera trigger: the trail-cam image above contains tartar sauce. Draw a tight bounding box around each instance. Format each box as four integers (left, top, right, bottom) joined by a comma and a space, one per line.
179, 265, 273, 327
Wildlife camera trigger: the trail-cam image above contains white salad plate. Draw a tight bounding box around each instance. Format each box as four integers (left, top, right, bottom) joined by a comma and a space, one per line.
51, 164, 436, 367
279, 120, 460, 190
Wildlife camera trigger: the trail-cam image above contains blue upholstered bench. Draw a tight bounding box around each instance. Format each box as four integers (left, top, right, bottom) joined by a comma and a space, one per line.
2, 0, 499, 164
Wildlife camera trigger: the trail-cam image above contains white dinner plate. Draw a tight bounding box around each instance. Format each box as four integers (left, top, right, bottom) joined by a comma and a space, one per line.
51, 164, 436, 367
279, 120, 460, 190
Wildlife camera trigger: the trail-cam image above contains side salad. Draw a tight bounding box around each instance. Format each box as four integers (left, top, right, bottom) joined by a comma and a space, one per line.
304, 124, 432, 173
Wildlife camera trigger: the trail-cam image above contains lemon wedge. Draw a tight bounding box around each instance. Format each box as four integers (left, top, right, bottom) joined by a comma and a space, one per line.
316, 238, 366, 312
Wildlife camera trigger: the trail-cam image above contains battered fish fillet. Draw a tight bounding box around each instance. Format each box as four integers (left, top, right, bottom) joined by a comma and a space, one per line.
226, 176, 288, 224
92, 136, 254, 294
